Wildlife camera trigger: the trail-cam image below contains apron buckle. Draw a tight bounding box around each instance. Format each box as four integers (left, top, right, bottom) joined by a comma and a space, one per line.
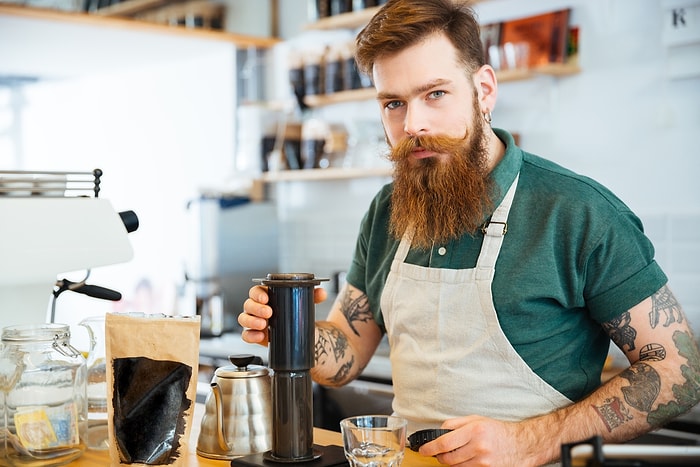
481, 221, 508, 236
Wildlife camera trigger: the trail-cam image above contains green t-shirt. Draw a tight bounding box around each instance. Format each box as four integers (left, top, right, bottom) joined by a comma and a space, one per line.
345, 128, 667, 401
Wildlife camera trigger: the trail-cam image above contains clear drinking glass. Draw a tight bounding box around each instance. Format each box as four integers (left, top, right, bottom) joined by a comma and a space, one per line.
340, 415, 407, 467
78, 315, 109, 450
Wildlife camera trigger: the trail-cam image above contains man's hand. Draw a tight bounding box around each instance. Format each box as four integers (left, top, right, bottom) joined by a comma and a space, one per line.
420, 285, 700, 466
239, 285, 327, 346
419, 416, 538, 467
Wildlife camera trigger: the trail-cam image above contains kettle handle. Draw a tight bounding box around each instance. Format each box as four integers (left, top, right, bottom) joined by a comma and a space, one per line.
211, 382, 233, 452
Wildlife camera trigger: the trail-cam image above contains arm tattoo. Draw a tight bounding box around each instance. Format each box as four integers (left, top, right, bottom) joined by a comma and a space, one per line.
315, 325, 348, 364
331, 358, 355, 384
593, 397, 632, 432
648, 330, 700, 427
649, 285, 683, 328
639, 343, 666, 362
315, 325, 356, 384
602, 311, 636, 352
619, 363, 661, 413
340, 289, 373, 336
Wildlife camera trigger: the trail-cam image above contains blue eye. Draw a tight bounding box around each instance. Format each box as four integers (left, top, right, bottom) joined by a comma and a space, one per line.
429, 90, 445, 99
385, 100, 403, 110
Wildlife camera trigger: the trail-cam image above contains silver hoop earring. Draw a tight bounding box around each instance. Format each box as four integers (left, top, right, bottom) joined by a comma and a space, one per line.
483, 110, 492, 124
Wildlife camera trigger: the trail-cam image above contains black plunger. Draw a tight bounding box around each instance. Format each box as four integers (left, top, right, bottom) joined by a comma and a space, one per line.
255, 273, 327, 462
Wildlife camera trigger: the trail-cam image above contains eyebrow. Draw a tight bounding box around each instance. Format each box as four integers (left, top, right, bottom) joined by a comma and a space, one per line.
376, 78, 452, 101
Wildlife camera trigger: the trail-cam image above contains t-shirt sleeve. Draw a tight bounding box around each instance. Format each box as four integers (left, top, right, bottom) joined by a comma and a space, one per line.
346, 209, 370, 295
583, 208, 668, 324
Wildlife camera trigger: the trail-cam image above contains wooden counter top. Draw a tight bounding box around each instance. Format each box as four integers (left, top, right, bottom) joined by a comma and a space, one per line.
68, 404, 440, 467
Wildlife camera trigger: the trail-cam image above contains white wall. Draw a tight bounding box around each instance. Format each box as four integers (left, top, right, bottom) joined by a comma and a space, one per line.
3, 49, 237, 331
271, 0, 700, 333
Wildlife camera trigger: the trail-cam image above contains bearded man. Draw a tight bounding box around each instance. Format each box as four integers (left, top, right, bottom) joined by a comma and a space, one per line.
240, 1, 700, 465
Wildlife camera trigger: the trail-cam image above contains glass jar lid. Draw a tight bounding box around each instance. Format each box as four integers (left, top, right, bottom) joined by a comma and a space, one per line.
2, 323, 71, 342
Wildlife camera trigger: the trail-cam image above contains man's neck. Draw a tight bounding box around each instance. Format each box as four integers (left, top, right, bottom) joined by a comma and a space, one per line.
485, 128, 506, 173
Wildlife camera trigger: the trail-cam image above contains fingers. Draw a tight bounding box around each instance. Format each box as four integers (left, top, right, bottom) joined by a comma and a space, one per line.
314, 286, 328, 304
239, 286, 272, 345
241, 328, 268, 346
243, 286, 271, 320
419, 430, 459, 458
420, 432, 474, 467
249, 285, 269, 304
241, 301, 271, 324
419, 417, 515, 466
238, 302, 270, 346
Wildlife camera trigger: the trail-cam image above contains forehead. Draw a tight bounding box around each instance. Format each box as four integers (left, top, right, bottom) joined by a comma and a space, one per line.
371, 32, 466, 95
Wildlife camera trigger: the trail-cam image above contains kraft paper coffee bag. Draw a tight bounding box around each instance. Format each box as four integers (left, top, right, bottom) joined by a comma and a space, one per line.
105, 313, 200, 466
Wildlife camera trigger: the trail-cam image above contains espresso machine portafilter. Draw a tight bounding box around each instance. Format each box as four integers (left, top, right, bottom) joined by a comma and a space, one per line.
254, 273, 328, 463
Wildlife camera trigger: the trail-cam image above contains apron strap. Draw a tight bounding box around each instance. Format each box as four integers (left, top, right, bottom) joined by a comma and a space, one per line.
476, 174, 520, 279
395, 173, 520, 273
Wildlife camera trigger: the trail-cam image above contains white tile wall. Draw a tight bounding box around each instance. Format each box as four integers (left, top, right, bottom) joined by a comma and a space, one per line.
275, 176, 391, 279
643, 213, 700, 331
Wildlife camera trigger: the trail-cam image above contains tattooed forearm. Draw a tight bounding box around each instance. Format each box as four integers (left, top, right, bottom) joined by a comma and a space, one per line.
315, 325, 348, 366
648, 330, 700, 427
314, 323, 359, 385
330, 357, 355, 384
649, 285, 683, 328
593, 397, 632, 432
340, 289, 373, 336
602, 311, 636, 352
619, 363, 661, 413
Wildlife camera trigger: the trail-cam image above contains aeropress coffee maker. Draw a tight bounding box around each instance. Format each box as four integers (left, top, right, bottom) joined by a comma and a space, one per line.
231, 273, 346, 467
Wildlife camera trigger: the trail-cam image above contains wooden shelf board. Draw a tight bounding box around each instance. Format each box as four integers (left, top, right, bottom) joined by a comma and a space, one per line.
303, 87, 376, 107
94, 0, 176, 17
496, 62, 581, 82
0, 4, 279, 48
260, 166, 392, 183
305, 6, 380, 30
534, 62, 581, 76
496, 68, 534, 82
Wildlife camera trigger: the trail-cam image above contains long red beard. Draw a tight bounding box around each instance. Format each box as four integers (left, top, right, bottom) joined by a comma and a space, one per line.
388, 119, 494, 250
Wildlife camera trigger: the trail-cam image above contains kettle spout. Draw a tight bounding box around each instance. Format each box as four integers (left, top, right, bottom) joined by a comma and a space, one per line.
211, 382, 233, 452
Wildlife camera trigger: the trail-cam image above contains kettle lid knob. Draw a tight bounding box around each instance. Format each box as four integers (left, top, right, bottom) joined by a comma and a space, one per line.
214, 354, 268, 379
229, 354, 261, 370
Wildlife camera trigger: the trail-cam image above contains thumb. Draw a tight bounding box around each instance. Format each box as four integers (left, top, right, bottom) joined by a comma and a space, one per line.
314, 287, 328, 304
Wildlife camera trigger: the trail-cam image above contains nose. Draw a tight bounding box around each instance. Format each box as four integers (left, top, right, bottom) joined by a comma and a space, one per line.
403, 104, 428, 136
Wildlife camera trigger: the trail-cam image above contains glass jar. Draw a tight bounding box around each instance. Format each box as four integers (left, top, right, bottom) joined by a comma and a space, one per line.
0, 324, 87, 466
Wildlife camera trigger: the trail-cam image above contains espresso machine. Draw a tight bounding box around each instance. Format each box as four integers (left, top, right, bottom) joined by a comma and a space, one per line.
0, 169, 137, 326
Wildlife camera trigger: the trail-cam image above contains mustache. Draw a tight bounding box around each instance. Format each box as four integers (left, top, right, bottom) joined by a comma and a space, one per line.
389, 132, 470, 162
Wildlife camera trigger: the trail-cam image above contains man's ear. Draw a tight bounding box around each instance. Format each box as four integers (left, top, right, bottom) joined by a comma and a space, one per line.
474, 64, 498, 113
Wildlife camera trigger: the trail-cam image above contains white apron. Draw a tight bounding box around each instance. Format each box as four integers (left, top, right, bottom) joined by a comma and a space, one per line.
380, 175, 572, 435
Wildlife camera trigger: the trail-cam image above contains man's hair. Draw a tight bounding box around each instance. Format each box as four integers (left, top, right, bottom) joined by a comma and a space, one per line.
355, 0, 485, 78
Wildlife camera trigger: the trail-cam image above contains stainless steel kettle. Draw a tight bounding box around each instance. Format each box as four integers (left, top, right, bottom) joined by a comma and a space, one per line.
196, 354, 272, 460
